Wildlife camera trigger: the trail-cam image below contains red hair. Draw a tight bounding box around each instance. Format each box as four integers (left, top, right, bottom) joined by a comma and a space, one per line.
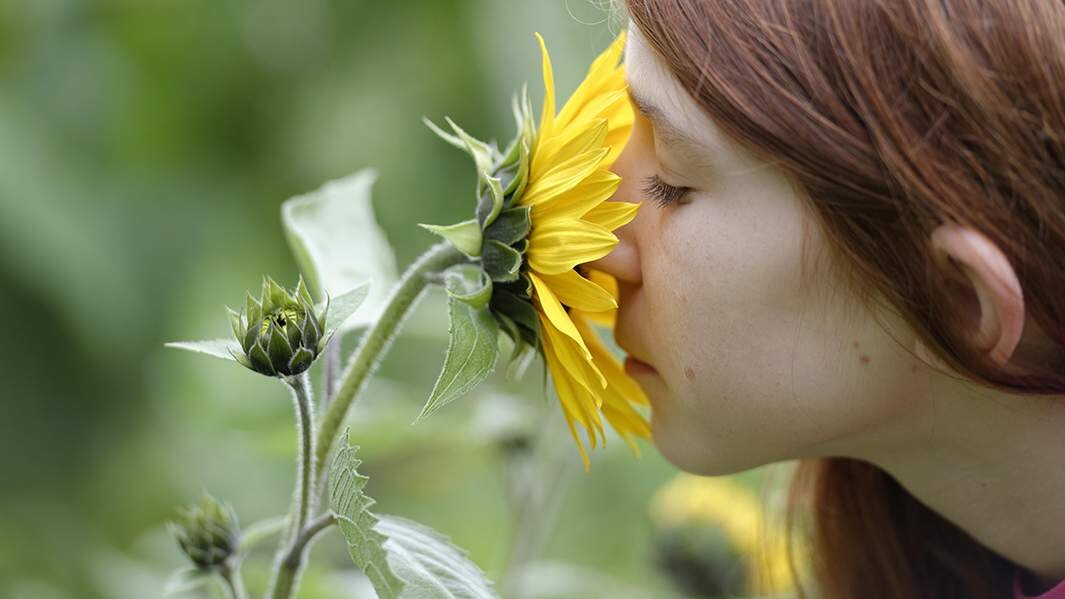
625, 0, 1065, 596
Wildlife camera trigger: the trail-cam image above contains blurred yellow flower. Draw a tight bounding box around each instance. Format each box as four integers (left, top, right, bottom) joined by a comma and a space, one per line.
520, 32, 649, 470
650, 474, 799, 596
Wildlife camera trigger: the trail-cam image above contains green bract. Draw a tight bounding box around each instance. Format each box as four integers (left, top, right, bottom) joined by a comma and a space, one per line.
421, 87, 542, 391
171, 494, 240, 571
227, 276, 326, 377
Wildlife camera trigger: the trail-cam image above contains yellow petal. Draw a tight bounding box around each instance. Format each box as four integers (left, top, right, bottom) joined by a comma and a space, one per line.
556, 32, 627, 130
528, 219, 617, 275
577, 316, 650, 409
531, 170, 620, 223
535, 33, 556, 142
538, 308, 608, 393
528, 271, 591, 357
523, 147, 609, 207
561, 89, 628, 140
533, 118, 607, 175
582, 200, 639, 232
538, 270, 617, 312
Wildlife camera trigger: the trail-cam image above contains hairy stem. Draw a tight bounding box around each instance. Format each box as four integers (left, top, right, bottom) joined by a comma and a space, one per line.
314, 242, 466, 482
265, 515, 337, 599
265, 372, 317, 599
289, 373, 316, 539
220, 561, 248, 599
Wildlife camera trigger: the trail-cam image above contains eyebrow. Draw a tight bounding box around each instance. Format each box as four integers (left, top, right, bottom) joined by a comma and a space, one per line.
627, 87, 714, 166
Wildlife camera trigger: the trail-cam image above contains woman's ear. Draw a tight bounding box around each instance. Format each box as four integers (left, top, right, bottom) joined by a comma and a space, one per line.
929, 224, 1025, 367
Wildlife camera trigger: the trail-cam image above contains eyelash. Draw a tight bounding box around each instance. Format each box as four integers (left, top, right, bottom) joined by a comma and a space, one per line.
641, 174, 692, 208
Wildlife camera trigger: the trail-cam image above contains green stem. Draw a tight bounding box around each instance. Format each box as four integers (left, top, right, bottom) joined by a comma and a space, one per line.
220, 561, 248, 599
289, 373, 316, 540
264, 515, 337, 599
265, 373, 316, 599
314, 242, 466, 482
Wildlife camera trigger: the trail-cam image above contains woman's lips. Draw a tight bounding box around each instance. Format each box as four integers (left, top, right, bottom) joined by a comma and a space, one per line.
623, 355, 658, 376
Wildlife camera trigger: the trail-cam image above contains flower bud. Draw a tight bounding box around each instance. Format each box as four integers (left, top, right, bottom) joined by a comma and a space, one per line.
171, 494, 240, 571
227, 276, 326, 377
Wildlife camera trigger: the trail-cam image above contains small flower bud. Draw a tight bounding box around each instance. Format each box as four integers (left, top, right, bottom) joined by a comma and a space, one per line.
170, 493, 240, 571
228, 276, 327, 377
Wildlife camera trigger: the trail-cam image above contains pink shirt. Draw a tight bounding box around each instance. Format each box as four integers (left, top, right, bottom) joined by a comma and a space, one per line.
1015, 570, 1065, 599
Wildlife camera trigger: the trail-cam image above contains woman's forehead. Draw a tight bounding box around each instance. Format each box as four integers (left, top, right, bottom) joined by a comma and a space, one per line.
624, 23, 770, 174
626, 27, 719, 148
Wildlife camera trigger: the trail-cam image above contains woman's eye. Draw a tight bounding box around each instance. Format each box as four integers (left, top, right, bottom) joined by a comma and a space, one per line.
641, 174, 692, 208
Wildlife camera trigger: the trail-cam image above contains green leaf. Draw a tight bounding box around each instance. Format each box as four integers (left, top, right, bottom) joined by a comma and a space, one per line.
418, 219, 483, 257
376, 516, 500, 599
416, 268, 501, 421
320, 283, 371, 340
482, 240, 522, 283
281, 168, 397, 331
165, 339, 242, 362
163, 567, 214, 595
443, 264, 493, 310
484, 206, 531, 246
329, 433, 499, 599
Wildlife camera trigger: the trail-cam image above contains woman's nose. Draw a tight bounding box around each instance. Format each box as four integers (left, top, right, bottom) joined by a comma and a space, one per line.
587, 141, 643, 285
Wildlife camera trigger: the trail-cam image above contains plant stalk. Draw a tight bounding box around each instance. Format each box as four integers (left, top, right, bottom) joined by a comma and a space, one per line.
265, 372, 317, 599
220, 561, 249, 599
314, 242, 465, 483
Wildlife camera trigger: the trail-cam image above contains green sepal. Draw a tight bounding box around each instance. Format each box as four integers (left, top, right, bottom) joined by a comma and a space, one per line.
248, 343, 275, 375
444, 117, 494, 180
490, 288, 541, 345
481, 240, 522, 283
476, 174, 505, 229
244, 293, 262, 330
484, 206, 531, 246
295, 275, 314, 307
317, 293, 329, 337
418, 219, 483, 257
422, 116, 466, 151
264, 277, 292, 312
288, 347, 315, 374
242, 324, 260, 354
512, 238, 529, 255
267, 323, 293, 373
226, 307, 243, 342
503, 138, 531, 201
285, 317, 303, 349
505, 339, 538, 382
443, 264, 493, 310
496, 271, 532, 296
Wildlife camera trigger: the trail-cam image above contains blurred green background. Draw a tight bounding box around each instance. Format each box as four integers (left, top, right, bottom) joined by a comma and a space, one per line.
0, 2, 791, 598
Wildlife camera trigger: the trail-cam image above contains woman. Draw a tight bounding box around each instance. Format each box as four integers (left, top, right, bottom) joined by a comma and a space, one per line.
592, 1, 1065, 597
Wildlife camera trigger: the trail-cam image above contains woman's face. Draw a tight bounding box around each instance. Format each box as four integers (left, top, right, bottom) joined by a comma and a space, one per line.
598, 25, 928, 475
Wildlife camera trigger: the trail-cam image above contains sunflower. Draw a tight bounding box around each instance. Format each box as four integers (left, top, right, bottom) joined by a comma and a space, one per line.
649, 474, 799, 596
520, 32, 650, 468
423, 32, 650, 469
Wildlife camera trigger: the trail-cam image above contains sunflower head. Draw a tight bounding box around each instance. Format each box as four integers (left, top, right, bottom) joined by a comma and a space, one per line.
227, 276, 326, 378
170, 493, 240, 571
422, 32, 650, 469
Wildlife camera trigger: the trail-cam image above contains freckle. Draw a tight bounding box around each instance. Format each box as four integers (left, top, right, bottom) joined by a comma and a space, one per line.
684, 367, 695, 381
852, 341, 860, 348
859, 354, 871, 365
